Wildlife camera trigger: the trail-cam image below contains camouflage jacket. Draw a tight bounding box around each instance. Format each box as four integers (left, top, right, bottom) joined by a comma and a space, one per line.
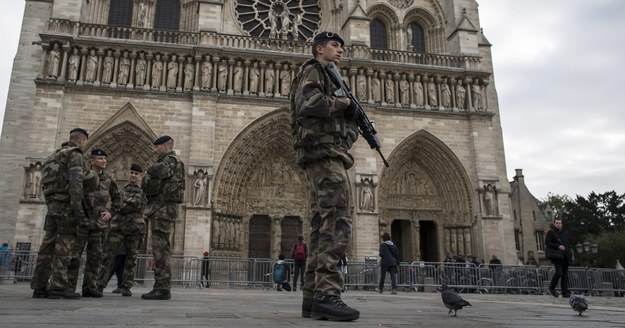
142, 151, 185, 203
290, 59, 359, 169
111, 182, 147, 233
85, 171, 121, 229
41, 141, 94, 214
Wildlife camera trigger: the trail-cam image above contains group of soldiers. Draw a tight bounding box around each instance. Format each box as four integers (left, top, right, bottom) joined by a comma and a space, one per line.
30, 128, 185, 300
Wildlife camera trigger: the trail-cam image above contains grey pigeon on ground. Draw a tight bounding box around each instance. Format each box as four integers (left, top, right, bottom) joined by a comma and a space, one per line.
438, 284, 472, 316
569, 294, 588, 316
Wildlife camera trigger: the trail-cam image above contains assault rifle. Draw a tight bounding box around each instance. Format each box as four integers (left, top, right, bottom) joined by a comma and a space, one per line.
324, 63, 389, 167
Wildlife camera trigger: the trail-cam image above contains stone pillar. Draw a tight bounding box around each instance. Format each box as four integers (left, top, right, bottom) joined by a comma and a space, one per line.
243, 60, 250, 95
211, 56, 219, 92
127, 52, 136, 89
227, 59, 234, 95
193, 55, 201, 91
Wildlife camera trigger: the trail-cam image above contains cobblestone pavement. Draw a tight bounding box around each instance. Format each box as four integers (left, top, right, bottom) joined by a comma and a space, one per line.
1, 283, 624, 327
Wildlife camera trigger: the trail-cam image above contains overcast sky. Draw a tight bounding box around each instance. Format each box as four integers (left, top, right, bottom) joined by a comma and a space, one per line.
0, 1, 623, 199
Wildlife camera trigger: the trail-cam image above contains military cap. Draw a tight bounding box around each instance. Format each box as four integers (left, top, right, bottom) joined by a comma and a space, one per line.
91, 148, 107, 157
70, 128, 89, 138
312, 31, 344, 46
130, 163, 143, 173
153, 135, 173, 145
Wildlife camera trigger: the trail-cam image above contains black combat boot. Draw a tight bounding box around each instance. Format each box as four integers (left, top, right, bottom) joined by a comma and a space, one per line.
302, 298, 313, 318
48, 288, 81, 299
32, 289, 48, 299
121, 288, 132, 297
311, 294, 359, 321
141, 289, 171, 300
82, 288, 103, 298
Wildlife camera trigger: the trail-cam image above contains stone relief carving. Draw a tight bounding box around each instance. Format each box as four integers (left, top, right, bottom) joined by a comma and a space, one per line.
183, 57, 194, 90
102, 50, 114, 84
482, 183, 498, 216
472, 79, 483, 110
456, 80, 466, 110
249, 62, 260, 94
265, 63, 275, 94
390, 0, 414, 9
192, 171, 208, 207
211, 215, 243, 251
200, 57, 212, 89
234, 0, 320, 41
427, 77, 437, 107
441, 79, 451, 108
217, 60, 227, 91
233, 61, 243, 93
117, 52, 130, 85
166, 55, 178, 89
67, 48, 80, 81
279, 67, 290, 96
359, 177, 376, 212
372, 72, 381, 102
151, 54, 163, 88
23, 161, 44, 200
137, 0, 147, 27
135, 52, 147, 86
399, 78, 410, 105
414, 75, 424, 106
46, 43, 60, 79
356, 72, 366, 101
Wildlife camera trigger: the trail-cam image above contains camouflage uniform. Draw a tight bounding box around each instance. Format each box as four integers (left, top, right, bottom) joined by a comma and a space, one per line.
290, 58, 359, 299
142, 151, 185, 291
98, 181, 147, 290
31, 141, 95, 293
68, 171, 120, 293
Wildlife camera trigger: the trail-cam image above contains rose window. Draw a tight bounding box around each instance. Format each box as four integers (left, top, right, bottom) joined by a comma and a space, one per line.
235, 0, 322, 41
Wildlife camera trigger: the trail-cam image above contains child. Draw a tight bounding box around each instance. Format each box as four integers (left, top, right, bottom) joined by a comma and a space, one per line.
273, 254, 291, 291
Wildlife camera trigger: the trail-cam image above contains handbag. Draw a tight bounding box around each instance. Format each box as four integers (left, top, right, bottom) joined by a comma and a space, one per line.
545, 247, 565, 260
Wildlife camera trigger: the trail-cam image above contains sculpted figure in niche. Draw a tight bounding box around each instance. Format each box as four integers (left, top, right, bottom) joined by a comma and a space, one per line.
456, 79, 466, 110
356, 73, 366, 101
166, 55, 179, 89
217, 218, 226, 247
472, 79, 483, 110
400, 78, 410, 104
200, 59, 212, 89
279, 68, 290, 95
212, 219, 221, 248
85, 49, 99, 83
292, 13, 302, 40
441, 79, 451, 108
137, 0, 147, 27
26, 163, 43, 199
102, 50, 114, 84
483, 184, 497, 216
280, 11, 290, 35
233, 62, 243, 93
68, 48, 80, 81
152, 54, 163, 88
184, 57, 194, 90
406, 27, 413, 50
385, 78, 394, 103
372, 72, 381, 102
249, 62, 260, 93
360, 179, 374, 212
268, 11, 277, 38
265, 63, 275, 94
117, 52, 130, 84
46, 43, 60, 78
135, 53, 147, 86
414, 75, 424, 106
427, 77, 437, 107
193, 172, 207, 206
217, 60, 227, 91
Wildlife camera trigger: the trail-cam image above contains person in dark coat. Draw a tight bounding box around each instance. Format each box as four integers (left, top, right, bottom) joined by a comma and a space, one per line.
378, 232, 399, 294
545, 217, 573, 298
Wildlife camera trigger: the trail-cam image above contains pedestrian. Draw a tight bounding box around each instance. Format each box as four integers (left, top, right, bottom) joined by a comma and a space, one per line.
378, 232, 399, 294
290, 31, 361, 321
141, 135, 185, 300
97, 163, 147, 297
30, 128, 98, 299
546, 217, 573, 298
273, 254, 291, 291
201, 251, 210, 288
0, 242, 10, 276
291, 235, 307, 292
68, 148, 121, 298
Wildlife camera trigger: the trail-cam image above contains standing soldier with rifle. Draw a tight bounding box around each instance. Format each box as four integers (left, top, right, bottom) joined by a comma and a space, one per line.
290, 31, 387, 321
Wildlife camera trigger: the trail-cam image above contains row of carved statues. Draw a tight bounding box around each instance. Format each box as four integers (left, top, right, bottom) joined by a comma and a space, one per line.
43, 42, 489, 109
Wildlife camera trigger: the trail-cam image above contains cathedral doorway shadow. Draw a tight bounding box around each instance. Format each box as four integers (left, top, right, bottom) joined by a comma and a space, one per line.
391, 219, 413, 263
419, 220, 438, 262
248, 215, 271, 285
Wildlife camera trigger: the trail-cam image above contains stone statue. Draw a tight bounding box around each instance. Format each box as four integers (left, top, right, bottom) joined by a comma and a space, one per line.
249, 62, 260, 93
117, 52, 130, 85
279, 68, 290, 95
85, 49, 99, 83
483, 184, 497, 216
441, 79, 451, 108
265, 63, 275, 94
135, 53, 147, 86
217, 60, 227, 91
212, 218, 221, 248
456, 80, 466, 110
268, 11, 278, 38
166, 55, 179, 89
400, 78, 410, 104
200, 59, 212, 89
233, 62, 243, 93
46, 43, 60, 78
357, 73, 366, 101
385, 78, 394, 103
27, 163, 42, 199
292, 13, 302, 40
137, 0, 147, 27
427, 77, 437, 107
67, 48, 80, 81
406, 27, 413, 50
472, 79, 482, 110
151, 54, 163, 88
414, 75, 424, 106
102, 50, 114, 84
372, 72, 381, 102
193, 172, 207, 206
360, 179, 374, 212
280, 11, 290, 34
183, 57, 194, 90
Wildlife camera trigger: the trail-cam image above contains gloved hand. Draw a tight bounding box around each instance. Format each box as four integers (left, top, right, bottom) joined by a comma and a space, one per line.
344, 99, 359, 120
72, 209, 85, 227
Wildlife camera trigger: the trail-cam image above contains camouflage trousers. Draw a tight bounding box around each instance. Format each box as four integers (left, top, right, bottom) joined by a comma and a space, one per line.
98, 227, 143, 289
301, 158, 352, 299
30, 201, 77, 291
68, 226, 103, 292
145, 202, 178, 291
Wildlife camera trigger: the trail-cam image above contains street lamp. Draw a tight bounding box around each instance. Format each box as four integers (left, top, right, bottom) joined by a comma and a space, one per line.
575, 241, 598, 267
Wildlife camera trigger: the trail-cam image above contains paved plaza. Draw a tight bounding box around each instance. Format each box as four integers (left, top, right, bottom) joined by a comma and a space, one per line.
1, 283, 624, 327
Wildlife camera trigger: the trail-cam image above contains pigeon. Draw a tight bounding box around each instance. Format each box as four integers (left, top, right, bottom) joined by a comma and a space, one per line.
569, 294, 588, 316
438, 284, 472, 316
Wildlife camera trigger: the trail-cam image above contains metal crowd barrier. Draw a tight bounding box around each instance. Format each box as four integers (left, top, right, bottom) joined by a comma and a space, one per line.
2, 250, 624, 296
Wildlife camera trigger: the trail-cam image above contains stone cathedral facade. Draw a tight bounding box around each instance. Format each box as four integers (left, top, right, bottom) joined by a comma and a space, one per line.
0, 0, 518, 264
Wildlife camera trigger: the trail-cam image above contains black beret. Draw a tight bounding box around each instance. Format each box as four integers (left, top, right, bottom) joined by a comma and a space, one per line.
91, 148, 107, 157
70, 128, 89, 138
130, 163, 143, 173
313, 31, 344, 46
153, 135, 173, 145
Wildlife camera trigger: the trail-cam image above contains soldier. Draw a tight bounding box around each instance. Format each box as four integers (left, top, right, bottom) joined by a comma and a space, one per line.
31, 128, 98, 299
141, 135, 185, 300
290, 31, 360, 321
68, 148, 121, 297
97, 164, 147, 296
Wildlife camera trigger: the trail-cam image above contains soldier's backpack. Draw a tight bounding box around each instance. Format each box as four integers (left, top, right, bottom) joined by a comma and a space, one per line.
273, 262, 285, 283
293, 243, 306, 261
40, 146, 79, 197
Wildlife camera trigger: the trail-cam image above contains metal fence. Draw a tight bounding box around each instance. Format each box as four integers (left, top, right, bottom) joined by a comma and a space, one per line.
1, 251, 624, 296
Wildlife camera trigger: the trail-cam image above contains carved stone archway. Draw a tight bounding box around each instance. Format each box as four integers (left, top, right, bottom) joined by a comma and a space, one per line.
378, 130, 474, 261
212, 108, 309, 257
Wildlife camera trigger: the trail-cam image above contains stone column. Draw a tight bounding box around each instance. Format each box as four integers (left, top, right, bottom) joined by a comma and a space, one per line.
465, 78, 474, 112
78, 48, 88, 85
95, 49, 104, 86
111, 51, 120, 88
177, 56, 184, 92
259, 61, 266, 97
160, 55, 168, 91
145, 53, 153, 91
227, 59, 235, 95
194, 55, 201, 91
211, 56, 219, 93
394, 72, 401, 108
274, 63, 282, 97
408, 73, 415, 108
127, 52, 136, 89
366, 69, 373, 104
243, 60, 250, 95
379, 72, 387, 106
